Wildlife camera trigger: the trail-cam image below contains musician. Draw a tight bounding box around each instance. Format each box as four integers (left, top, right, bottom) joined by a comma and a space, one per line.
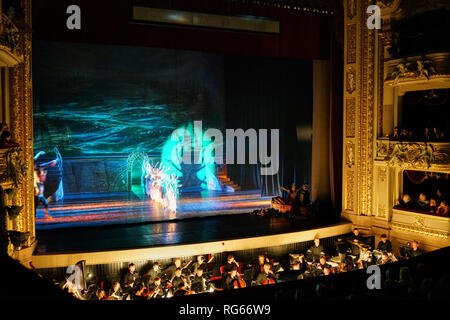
147, 262, 161, 285
255, 263, 276, 285
108, 282, 123, 300
335, 238, 348, 263
170, 268, 190, 291
380, 251, 392, 265
349, 228, 364, 258
191, 255, 214, 275
94, 289, 107, 300
405, 240, 423, 258
291, 254, 308, 277
223, 254, 240, 275
132, 284, 148, 300
122, 263, 139, 296
252, 254, 272, 281
307, 236, 325, 263
376, 234, 392, 253
173, 283, 189, 297
148, 277, 164, 298
191, 268, 213, 294
223, 267, 242, 290
164, 258, 183, 280
317, 256, 331, 270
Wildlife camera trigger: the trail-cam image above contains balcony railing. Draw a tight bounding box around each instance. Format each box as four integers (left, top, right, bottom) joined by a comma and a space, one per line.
375, 140, 450, 170
391, 207, 450, 239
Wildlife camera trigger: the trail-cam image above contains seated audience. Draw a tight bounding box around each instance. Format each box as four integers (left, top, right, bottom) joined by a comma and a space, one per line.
437, 200, 449, 217
0, 131, 19, 148
429, 198, 438, 214
416, 193, 430, 211
390, 127, 400, 140
398, 194, 415, 209
436, 189, 444, 205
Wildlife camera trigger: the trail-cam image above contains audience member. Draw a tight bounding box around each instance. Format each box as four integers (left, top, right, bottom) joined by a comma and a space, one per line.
0, 130, 19, 148
437, 200, 449, 217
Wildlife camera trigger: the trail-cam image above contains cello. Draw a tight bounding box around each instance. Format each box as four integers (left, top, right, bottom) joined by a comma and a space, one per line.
233, 278, 246, 289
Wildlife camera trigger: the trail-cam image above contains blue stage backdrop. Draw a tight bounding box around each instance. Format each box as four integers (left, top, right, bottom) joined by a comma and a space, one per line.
33, 40, 225, 157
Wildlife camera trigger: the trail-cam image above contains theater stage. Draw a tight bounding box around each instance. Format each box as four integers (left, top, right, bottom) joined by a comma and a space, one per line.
33, 213, 352, 269
35, 190, 272, 230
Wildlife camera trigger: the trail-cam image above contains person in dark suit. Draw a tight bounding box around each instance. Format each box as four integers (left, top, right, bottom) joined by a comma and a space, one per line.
406, 240, 423, 258
255, 263, 276, 286
307, 236, 325, 263
376, 234, 392, 252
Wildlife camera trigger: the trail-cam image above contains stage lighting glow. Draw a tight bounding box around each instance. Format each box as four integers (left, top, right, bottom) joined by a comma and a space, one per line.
160, 123, 221, 191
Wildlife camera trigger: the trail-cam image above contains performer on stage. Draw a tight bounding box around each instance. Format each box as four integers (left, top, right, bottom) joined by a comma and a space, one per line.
280, 183, 299, 205
298, 184, 310, 206
33, 151, 58, 219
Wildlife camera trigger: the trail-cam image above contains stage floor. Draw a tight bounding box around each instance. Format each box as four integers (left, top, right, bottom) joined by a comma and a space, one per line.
35, 190, 271, 230
35, 214, 329, 254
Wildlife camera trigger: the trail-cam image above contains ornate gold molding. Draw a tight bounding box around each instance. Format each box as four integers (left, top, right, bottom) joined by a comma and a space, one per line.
384, 142, 449, 169
7, 0, 34, 248
345, 170, 355, 211
345, 141, 355, 168
346, 66, 356, 94
345, 98, 356, 137
391, 221, 449, 239
346, 24, 357, 64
